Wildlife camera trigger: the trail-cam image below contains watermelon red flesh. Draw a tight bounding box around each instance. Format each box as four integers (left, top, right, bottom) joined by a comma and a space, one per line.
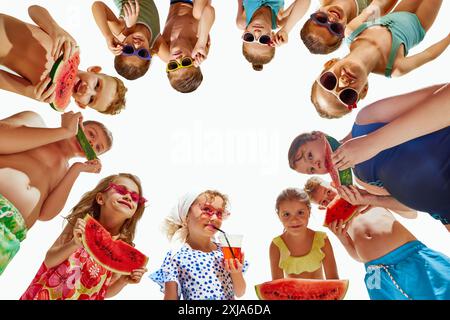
49, 50, 80, 112
324, 197, 359, 227
255, 278, 349, 300
324, 135, 353, 187
81, 215, 148, 275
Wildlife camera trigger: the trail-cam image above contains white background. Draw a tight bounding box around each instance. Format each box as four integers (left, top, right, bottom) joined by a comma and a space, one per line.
0, 0, 449, 300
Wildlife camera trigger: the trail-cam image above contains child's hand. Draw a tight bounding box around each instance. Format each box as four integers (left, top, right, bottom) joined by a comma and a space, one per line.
191, 43, 208, 67
337, 185, 375, 206
50, 26, 77, 62
327, 219, 352, 245
122, 268, 148, 284
332, 136, 379, 170
74, 159, 102, 174
28, 74, 56, 103
224, 253, 245, 274
123, 0, 140, 28
106, 35, 124, 56
272, 30, 288, 47
61, 111, 83, 138
72, 218, 86, 247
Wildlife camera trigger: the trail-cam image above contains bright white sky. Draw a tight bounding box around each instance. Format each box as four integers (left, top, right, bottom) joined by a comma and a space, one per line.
0, 0, 449, 300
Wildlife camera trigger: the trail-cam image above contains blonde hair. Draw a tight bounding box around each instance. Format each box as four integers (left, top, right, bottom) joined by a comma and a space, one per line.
99, 76, 128, 115
304, 176, 326, 199
242, 43, 275, 71
300, 19, 342, 55
167, 67, 203, 93
275, 188, 311, 213
114, 55, 150, 80
163, 190, 229, 241
65, 173, 146, 245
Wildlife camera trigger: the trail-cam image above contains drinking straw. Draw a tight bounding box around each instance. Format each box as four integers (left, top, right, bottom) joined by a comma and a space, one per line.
212, 226, 236, 260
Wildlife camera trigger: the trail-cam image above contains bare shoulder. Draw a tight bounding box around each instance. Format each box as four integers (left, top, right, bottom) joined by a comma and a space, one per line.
0, 111, 46, 128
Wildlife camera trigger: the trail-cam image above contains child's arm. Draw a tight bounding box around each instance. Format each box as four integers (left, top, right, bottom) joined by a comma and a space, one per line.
0, 70, 56, 104
105, 268, 147, 298
337, 185, 418, 219
392, 34, 450, 77
321, 238, 339, 279
345, 0, 397, 37
44, 218, 84, 268
269, 242, 284, 280
332, 83, 450, 170
193, 0, 210, 20
38, 159, 102, 221
164, 282, 179, 300
191, 2, 215, 66
28, 5, 77, 61
327, 220, 363, 262
225, 257, 246, 298
0, 111, 79, 154
91, 1, 126, 55
273, 0, 311, 46
236, 0, 246, 30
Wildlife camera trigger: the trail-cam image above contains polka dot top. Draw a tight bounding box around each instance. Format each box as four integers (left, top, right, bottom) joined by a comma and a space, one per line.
150, 243, 249, 300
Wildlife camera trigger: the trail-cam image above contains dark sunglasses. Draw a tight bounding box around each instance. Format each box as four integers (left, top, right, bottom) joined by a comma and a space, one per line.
166, 57, 194, 72
103, 183, 147, 205
121, 45, 152, 61
317, 71, 359, 107
242, 32, 272, 45
310, 12, 345, 38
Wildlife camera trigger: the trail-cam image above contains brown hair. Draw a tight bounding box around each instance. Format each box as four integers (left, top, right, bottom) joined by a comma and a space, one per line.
311, 80, 350, 119
242, 43, 275, 71
98, 76, 128, 115
82, 120, 114, 152
288, 131, 322, 170
300, 19, 342, 55
167, 67, 203, 93
304, 176, 325, 200
114, 55, 150, 80
275, 188, 311, 213
65, 173, 146, 245
164, 190, 229, 241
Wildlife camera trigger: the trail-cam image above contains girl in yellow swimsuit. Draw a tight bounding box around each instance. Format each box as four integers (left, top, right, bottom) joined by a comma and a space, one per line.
269, 188, 339, 280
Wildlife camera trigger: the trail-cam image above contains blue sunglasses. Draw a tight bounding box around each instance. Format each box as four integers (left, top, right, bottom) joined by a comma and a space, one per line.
121, 45, 151, 61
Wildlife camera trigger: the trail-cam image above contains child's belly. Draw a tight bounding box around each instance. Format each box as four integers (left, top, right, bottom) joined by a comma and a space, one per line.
287, 268, 324, 280
350, 208, 416, 262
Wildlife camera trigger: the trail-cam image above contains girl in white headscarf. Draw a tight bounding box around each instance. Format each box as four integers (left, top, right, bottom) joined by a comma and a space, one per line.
150, 190, 248, 300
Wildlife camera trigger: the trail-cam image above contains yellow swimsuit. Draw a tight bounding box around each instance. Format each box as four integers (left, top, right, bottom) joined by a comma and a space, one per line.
272, 231, 327, 275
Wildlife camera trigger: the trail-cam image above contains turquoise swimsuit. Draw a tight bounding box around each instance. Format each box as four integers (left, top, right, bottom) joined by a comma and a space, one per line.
346, 12, 426, 77
243, 0, 285, 29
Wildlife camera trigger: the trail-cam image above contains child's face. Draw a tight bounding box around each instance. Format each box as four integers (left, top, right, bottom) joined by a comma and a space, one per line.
277, 200, 310, 234
243, 22, 274, 57
310, 185, 337, 209
308, 7, 346, 44
170, 38, 194, 62
292, 135, 328, 175
187, 194, 224, 238
73, 69, 117, 112
73, 122, 111, 156
122, 33, 151, 65
99, 177, 140, 220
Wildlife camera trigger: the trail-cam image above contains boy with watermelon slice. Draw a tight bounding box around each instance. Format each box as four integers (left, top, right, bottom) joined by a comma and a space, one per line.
304, 177, 450, 300
0, 5, 127, 115
0, 110, 112, 276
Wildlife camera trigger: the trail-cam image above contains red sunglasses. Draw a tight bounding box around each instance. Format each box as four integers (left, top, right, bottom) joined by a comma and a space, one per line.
200, 204, 230, 220
103, 183, 147, 205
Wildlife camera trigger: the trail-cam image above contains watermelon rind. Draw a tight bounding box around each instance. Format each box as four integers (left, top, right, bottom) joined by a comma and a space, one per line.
48, 48, 80, 111
76, 125, 97, 160
325, 135, 353, 186
81, 215, 148, 275
255, 279, 349, 300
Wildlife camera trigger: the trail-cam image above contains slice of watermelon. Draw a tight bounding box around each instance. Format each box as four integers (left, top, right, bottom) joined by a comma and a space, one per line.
76, 125, 97, 160
255, 278, 349, 300
48, 49, 80, 111
324, 135, 353, 187
323, 197, 359, 227
81, 215, 148, 275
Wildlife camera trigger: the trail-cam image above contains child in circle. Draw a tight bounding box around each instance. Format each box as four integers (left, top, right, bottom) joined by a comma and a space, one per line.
150, 190, 248, 300
236, 0, 311, 71
20, 173, 147, 300
270, 188, 339, 280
